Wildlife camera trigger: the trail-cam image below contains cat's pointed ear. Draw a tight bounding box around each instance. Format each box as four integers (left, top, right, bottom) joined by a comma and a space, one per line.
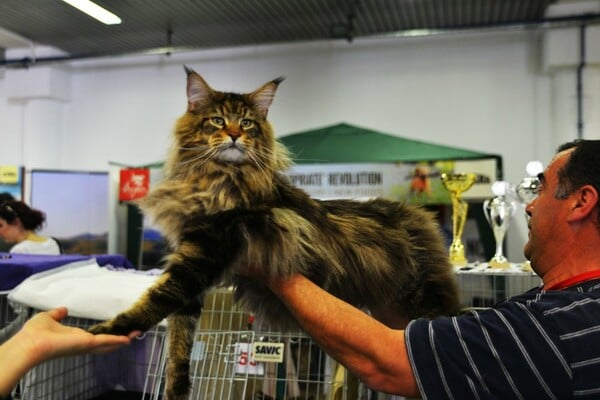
250, 76, 285, 118
185, 66, 213, 113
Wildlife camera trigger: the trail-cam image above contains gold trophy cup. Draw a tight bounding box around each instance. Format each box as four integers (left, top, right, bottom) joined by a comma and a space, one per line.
441, 173, 477, 266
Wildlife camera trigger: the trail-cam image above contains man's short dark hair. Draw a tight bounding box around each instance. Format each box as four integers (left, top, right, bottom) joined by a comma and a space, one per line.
555, 139, 600, 229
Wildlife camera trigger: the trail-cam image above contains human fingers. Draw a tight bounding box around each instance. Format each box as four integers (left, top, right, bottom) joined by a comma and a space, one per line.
85, 333, 134, 354
45, 307, 69, 322
128, 330, 143, 340
23, 311, 133, 357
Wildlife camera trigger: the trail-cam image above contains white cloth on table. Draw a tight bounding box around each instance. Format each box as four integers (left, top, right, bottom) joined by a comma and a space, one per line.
8, 258, 161, 321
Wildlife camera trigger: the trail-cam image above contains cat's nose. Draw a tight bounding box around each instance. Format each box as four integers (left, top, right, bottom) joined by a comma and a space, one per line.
228, 129, 241, 141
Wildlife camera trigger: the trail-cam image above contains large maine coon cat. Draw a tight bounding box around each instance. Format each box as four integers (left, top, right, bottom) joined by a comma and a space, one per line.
90, 67, 460, 399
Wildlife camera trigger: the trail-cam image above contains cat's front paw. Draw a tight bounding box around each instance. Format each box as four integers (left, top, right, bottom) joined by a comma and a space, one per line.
88, 319, 136, 336
88, 320, 117, 335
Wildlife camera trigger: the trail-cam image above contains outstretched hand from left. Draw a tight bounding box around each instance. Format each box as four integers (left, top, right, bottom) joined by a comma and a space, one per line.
0, 307, 141, 397
20, 307, 141, 362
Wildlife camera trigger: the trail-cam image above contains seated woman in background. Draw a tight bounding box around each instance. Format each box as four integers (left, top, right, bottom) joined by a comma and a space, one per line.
0, 193, 15, 252
0, 200, 62, 255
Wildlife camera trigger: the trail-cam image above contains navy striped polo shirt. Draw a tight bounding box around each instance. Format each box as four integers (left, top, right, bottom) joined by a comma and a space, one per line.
405, 279, 600, 399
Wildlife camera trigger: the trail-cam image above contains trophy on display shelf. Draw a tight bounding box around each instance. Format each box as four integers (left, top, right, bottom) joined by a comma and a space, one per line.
483, 181, 518, 269
441, 172, 477, 267
516, 161, 543, 216
515, 161, 543, 272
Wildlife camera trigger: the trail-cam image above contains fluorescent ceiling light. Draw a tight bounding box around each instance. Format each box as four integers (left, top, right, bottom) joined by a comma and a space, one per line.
61, 0, 122, 25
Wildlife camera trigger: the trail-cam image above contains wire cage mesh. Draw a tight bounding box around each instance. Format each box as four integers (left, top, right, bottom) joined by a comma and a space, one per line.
10, 288, 349, 400
455, 266, 542, 309
143, 288, 351, 400
8, 268, 544, 400
1, 293, 15, 335
0, 293, 28, 344
144, 329, 350, 400
12, 311, 165, 400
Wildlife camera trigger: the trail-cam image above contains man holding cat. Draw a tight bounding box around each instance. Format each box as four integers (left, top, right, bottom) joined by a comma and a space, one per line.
253, 139, 600, 399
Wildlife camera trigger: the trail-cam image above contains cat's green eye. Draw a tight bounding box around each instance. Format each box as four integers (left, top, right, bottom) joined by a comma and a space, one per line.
240, 118, 253, 128
211, 117, 225, 126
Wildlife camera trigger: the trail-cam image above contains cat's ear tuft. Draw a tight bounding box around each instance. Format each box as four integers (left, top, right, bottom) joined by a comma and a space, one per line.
272, 76, 286, 86
185, 68, 213, 113
250, 76, 285, 119
183, 64, 194, 76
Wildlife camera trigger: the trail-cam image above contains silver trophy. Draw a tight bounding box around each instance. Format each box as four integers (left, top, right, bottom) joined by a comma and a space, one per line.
483, 181, 517, 269
515, 161, 543, 271
516, 176, 541, 208
515, 161, 543, 220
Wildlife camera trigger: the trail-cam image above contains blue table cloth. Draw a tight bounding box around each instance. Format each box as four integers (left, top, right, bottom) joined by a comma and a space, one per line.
0, 252, 133, 292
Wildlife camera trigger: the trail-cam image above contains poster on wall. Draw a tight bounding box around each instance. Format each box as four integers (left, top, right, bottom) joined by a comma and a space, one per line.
285, 158, 498, 203
0, 165, 24, 200
31, 170, 109, 254
119, 168, 150, 202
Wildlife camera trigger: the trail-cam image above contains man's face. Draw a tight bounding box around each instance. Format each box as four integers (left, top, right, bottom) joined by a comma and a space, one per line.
523, 149, 573, 276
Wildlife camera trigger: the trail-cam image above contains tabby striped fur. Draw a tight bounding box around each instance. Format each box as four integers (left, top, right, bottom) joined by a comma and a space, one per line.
89, 67, 460, 400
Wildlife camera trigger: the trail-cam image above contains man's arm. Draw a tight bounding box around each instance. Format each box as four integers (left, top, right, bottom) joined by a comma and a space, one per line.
267, 274, 420, 397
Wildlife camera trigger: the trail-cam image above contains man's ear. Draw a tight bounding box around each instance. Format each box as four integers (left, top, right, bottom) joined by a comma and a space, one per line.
567, 185, 599, 222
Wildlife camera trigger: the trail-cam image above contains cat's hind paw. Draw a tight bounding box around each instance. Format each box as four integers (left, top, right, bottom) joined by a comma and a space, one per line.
163, 392, 191, 400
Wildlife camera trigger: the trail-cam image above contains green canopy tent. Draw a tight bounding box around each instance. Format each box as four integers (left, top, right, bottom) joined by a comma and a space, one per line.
278, 122, 499, 164
278, 122, 501, 261
278, 122, 502, 200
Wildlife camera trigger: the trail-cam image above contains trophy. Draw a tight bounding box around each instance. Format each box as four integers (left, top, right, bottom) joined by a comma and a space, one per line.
515, 161, 543, 219
516, 177, 541, 214
441, 173, 477, 266
515, 161, 543, 272
483, 181, 518, 269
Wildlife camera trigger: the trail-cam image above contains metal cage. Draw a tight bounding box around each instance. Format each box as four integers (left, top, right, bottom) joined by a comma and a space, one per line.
13, 311, 165, 400
143, 288, 350, 400
0, 293, 28, 344
456, 265, 542, 309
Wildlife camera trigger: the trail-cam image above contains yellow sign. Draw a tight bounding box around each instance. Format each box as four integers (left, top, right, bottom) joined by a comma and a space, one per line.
0, 166, 19, 184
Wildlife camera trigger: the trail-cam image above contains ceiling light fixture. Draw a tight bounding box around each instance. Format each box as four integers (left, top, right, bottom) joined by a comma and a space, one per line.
61, 0, 122, 25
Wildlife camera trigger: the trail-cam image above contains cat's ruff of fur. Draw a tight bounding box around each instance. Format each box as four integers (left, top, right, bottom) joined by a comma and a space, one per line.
89, 67, 460, 400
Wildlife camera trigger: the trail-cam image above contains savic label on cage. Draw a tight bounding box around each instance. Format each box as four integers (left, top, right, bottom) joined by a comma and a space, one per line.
252, 342, 285, 362
235, 342, 265, 376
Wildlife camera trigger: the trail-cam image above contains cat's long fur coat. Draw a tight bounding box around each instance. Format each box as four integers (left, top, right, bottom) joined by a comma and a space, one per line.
90, 67, 460, 400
